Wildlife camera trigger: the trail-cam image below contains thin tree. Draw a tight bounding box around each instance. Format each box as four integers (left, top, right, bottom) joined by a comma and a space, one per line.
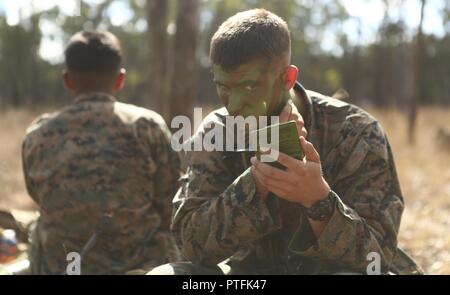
169, 0, 199, 121
146, 0, 169, 117
409, 0, 426, 144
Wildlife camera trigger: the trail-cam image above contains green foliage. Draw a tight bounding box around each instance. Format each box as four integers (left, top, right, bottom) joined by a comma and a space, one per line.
0, 0, 449, 108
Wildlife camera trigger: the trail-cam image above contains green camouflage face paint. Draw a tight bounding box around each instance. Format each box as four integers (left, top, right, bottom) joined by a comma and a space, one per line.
212, 58, 290, 118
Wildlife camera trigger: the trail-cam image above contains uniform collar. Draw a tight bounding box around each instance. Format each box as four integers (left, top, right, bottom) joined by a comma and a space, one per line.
293, 81, 314, 141
74, 92, 116, 104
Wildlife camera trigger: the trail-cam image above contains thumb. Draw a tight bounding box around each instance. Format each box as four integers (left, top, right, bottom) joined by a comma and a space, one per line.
279, 102, 292, 123
300, 136, 320, 163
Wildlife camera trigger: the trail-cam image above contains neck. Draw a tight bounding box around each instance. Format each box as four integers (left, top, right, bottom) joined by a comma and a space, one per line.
74, 89, 115, 97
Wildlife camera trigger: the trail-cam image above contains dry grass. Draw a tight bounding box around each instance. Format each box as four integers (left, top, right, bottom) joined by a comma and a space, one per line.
368, 107, 450, 275
0, 109, 40, 211
0, 107, 448, 274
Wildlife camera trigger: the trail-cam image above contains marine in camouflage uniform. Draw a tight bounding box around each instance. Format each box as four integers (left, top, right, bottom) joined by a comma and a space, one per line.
150, 9, 423, 275
22, 31, 181, 275
168, 83, 422, 275
23, 93, 181, 275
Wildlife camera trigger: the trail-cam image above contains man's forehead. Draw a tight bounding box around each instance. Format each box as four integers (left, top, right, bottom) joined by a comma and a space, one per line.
212, 59, 276, 82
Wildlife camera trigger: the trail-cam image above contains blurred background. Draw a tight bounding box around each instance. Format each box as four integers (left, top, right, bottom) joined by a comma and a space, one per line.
0, 0, 449, 274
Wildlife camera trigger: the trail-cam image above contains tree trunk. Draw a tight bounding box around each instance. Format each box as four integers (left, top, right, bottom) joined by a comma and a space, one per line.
146, 0, 169, 118
408, 0, 426, 144
169, 0, 199, 121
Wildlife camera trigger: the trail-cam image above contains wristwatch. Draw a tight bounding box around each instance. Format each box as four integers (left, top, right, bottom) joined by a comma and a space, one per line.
305, 190, 337, 221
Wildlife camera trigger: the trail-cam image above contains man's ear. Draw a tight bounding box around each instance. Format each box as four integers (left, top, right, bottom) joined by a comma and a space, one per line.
63, 71, 76, 92
113, 68, 126, 92
283, 65, 299, 90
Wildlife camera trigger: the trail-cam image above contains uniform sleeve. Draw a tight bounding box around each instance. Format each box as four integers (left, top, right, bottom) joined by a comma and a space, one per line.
143, 118, 182, 231
21, 114, 52, 205
289, 122, 404, 273
22, 137, 38, 204
171, 149, 282, 266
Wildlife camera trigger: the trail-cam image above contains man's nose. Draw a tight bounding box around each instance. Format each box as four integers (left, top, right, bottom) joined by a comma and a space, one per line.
227, 95, 245, 116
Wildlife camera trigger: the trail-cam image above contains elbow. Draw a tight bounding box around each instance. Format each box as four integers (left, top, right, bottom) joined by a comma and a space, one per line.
176, 222, 225, 267
171, 215, 206, 265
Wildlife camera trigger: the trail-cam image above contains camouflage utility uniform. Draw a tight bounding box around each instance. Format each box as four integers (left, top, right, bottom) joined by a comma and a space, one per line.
169, 83, 423, 275
22, 93, 181, 274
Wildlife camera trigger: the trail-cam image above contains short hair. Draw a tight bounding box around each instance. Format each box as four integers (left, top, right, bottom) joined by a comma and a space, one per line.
65, 30, 123, 73
210, 9, 291, 71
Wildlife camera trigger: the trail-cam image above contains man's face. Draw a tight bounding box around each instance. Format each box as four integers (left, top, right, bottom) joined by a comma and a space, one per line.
212, 58, 286, 117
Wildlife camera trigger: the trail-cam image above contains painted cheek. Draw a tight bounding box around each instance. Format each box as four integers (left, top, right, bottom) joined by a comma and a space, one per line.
240, 98, 268, 117
219, 93, 229, 107
250, 88, 271, 116
217, 87, 229, 106
266, 81, 283, 114
233, 89, 255, 114
229, 91, 258, 116
249, 101, 268, 117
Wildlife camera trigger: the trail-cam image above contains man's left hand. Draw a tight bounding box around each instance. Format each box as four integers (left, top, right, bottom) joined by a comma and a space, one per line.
250, 136, 330, 208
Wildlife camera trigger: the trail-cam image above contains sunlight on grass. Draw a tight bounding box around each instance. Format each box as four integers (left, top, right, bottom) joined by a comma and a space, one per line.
0, 107, 448, 274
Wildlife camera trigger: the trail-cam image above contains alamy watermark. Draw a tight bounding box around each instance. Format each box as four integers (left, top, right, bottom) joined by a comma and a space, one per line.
171, 108, 281, 163
66, 252, 81, 275
366, 252, 381, 275
64, 250, 383, 275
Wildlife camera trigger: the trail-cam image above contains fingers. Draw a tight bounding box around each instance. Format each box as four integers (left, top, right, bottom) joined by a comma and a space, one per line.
251, 156, 295, 184
251, 164, 292, 194
254, 149, 306, 174
279, 102, 292, 123
279, 101, 308, 138
266, 186, 291, 200
300, 136, 320, 163
297, 123, 308, 138
252, 168, 292, 200
289, 110, 306, 137
272, 150, 303, 172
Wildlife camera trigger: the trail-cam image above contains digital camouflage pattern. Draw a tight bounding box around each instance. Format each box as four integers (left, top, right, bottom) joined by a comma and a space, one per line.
22, 92, 181, 274
171, 83, 424, 275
